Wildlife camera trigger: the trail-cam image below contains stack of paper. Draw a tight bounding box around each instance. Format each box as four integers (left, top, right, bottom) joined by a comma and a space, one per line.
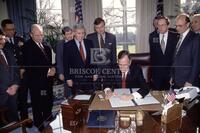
73, 94, 91, 100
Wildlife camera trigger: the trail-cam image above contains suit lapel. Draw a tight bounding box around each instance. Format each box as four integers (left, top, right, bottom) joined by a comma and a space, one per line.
94, 33, 99, 48
105, 32, 109, 47
176, 31, 191, 56
154, 33, 163, 54
164, 32, 173, 55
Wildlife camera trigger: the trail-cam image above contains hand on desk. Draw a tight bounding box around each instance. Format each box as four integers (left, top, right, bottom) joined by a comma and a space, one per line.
119, 94, 134, 101
105, 90, 113, 99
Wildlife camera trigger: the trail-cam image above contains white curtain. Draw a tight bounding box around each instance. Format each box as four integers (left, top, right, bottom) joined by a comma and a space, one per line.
62, 0, 102, 34
0, 1, 8, 23
136, 0, 157, 53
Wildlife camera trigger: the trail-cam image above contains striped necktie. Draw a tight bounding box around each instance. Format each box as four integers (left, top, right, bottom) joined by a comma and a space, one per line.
79, 41, 85, 62
0, 50, 8, 70
160, 34, 165, 53
175, 34, 183, 55
121, 72, 126, 88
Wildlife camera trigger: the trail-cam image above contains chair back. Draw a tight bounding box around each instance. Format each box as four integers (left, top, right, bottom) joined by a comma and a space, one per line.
129, 53, 151, 83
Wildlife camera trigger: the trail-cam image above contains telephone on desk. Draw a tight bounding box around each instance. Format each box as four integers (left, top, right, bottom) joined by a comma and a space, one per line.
175, 86, 200, 101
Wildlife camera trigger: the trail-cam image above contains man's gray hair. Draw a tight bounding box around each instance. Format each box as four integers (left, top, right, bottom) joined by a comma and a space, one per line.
73, 23, 85, 31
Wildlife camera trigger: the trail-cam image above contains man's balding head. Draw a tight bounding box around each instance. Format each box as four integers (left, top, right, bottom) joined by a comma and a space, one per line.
30, 24, 44, 43
191, 14, 200, 33
175, 14, 190, 34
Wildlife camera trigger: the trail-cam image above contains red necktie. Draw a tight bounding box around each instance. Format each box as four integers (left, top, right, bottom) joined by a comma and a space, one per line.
0, 50, 9, 70
121, 73, 126, 88
79, 41, 85, 62
100, 35, 104, 48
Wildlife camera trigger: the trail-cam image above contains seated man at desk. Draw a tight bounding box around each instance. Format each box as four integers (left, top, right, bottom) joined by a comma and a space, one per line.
105, 50, 149, 100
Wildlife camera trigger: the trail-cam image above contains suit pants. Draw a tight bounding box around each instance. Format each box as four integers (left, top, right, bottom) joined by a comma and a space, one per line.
29, 82, 53, 131
0, 92, 19, 123
152, 75, 170, 90
18, 78, 29, 120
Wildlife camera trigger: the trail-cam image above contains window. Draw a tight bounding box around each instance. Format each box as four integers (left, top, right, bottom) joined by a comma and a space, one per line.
102, 0, 136, 53
181, 0, 200, 14
36, 0, 62, 48
36, 0, 62, 25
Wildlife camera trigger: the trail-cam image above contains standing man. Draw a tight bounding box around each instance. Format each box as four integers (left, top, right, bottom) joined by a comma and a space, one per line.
63, 23, 94, 94
191, 14, 200, 33
171, 14, 200, 88
149, 16, 179, 90
87, 17, 117, 89
56, 26, 73, 97
0, 29, 19, 124
22, 24, 55, 132
1, 19, 28, 120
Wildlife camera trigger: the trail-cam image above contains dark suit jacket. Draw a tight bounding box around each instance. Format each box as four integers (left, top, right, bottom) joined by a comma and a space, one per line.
86, 32, 117, 65
63, 39, 94, 90
172, 30, 200, 87
4, 36, 24, 66
56, 39, 65, 76
22, 39, 53, 88
112, 65, 149, 97
0, 48, 19, 92
149, 31, 179, 82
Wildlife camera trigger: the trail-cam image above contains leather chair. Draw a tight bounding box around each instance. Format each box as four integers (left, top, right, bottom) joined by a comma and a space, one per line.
0, 107, 33, 133
129, 53, 151, 84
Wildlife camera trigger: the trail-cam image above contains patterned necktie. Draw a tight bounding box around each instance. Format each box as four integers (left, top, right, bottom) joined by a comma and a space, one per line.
100, 34, 104, 48
38, 43, 48, 61
175, 34, 183, 55
121, 72, 126, 88
160, 34, 165, 53
79, 41, 85, 62
0, 50, 8, 70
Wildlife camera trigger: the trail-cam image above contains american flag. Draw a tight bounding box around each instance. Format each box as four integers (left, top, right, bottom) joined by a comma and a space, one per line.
166, 88, 176, 102
75, 0, 83, 23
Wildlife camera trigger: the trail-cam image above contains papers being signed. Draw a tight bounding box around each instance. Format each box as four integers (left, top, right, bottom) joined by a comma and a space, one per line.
109, 88, 160, 108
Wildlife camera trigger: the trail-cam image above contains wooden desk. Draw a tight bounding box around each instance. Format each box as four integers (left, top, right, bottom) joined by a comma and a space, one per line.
89, 91, 163, 111
62, 91, 199, 133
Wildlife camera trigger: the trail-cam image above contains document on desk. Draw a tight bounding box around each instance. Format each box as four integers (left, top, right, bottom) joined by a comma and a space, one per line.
134, 94, 160, 105
109, 96, 135, 108
73, 94, 91, 100
114, 88, 131, 95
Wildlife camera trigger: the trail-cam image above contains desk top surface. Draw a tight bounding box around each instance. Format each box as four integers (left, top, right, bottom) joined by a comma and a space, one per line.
89, 91, 164, 111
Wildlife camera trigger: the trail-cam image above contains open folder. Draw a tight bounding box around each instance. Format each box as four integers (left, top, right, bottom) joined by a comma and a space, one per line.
109, 88, 160, 108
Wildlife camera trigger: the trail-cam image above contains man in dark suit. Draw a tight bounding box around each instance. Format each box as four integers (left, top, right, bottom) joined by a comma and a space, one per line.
56, 26, 73, 97
0, 29, 19, 124
171, 14, 200, 88
86, 17, 117, 89
149, 16, 179, 90
63, 23, 94, 94
1, 19, 29, 120
22, 24, 55, 132
104, 50, 149, 100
